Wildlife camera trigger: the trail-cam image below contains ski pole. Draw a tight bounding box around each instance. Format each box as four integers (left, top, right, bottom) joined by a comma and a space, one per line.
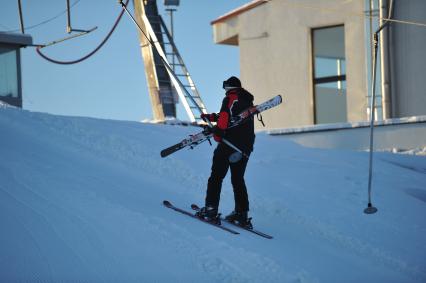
222, 139, 248, 159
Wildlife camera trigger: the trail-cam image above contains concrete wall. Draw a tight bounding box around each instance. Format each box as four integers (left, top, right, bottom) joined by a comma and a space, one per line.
389, 0, 426, 118
212, 0, 369, 130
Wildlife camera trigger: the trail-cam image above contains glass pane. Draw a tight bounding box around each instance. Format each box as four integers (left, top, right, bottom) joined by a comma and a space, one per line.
315, 57, 346, 78
0, 47, 18, 98
318, 80, 347, 90
313, 26, 346, 78
315, 83, 347, 124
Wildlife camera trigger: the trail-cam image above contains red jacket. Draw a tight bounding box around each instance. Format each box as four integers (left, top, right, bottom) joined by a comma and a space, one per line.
209, 88, 255, 152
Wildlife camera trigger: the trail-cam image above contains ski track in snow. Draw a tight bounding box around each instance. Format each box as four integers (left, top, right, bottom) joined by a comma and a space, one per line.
28, 114, 207, 193
155, 221, 294, 283
253, 197, 425, 281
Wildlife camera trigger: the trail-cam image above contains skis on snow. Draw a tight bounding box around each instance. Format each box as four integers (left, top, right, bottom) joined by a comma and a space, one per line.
163, 200, 239, 235
162, 200, 273, 239
160, 95, 283, 158
191, 204, 273, 239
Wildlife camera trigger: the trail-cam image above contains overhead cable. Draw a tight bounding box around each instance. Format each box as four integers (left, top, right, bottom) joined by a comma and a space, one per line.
6, 0, 82, 33
36, 0, 128, 65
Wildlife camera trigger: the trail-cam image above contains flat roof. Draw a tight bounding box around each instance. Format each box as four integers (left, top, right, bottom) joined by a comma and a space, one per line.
265, 116, 426, 136
0, 32, 33, 46
211, 0, 268, 25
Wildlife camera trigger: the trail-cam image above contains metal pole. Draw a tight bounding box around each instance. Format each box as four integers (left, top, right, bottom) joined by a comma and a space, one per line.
66, 0, 72, 33
379, 0, 394, 119
364, 2, 394, 214
17, 0, 25, 34
369, 0, 374, 87
365, 32, 379, 214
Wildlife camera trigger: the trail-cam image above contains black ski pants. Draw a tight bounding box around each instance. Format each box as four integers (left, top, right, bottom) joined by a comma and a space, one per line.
205, 143, 250, 212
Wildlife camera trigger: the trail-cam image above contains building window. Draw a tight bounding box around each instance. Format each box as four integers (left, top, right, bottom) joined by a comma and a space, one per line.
0, 46, 20, 106
312, 25, 347, 124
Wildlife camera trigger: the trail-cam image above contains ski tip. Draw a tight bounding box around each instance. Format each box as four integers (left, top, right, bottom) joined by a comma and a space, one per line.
163, 200, 172, 207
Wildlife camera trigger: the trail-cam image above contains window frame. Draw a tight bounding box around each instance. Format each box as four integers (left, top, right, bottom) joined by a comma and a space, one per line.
311, 24, 346, 124
0, 44, 22, 108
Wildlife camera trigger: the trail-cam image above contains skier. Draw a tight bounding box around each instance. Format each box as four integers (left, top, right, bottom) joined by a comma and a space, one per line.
196, 76, 255, 228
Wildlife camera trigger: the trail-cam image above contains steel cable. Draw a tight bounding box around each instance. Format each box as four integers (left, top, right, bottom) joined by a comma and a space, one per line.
36, 0, 129, 65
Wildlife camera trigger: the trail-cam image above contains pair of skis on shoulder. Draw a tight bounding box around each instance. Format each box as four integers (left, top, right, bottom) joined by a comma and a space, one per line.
163, 200, 273, 239
160, 95, 283, 158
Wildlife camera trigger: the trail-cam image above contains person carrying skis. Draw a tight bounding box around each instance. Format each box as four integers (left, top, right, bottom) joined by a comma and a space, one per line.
197, 76, 255, 228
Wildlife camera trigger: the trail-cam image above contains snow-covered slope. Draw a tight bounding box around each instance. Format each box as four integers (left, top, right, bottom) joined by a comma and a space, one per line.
1, 105, 425, 283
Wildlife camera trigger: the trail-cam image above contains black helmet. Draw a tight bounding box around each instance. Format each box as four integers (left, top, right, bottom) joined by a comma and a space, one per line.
223, 76, 241, 89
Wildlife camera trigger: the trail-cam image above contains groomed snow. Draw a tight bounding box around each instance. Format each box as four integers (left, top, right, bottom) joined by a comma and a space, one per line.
1, 106, 425, 282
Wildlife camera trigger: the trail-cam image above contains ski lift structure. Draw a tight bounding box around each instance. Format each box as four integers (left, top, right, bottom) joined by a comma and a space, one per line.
14, 0, 97, 48
15, 0, 206, 123
40, 0, 98, 48
132, 0, 208, 123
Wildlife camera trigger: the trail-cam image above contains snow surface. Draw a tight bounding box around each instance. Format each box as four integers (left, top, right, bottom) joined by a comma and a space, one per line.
1, 105, 425, 283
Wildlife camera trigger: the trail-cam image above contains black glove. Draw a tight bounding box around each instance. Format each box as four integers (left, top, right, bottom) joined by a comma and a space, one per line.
200, 113, 219, 122
202, 125, 212, 135
211, 126, 225, 137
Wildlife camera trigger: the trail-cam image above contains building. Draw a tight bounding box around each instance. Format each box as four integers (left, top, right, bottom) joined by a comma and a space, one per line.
211, 0, 426, 131
0, 32, 32, 108
387, 0, 426, 118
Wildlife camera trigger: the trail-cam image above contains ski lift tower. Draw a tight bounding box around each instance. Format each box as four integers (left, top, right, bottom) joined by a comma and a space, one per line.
133, 0, 207, 123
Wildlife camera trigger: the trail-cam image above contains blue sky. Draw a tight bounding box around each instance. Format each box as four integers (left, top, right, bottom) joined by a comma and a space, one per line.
1, 0, 249, 121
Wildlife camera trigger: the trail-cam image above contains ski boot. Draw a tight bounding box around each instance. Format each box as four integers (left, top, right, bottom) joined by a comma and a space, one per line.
196, 205, 221, 224
225, 210, 253, 229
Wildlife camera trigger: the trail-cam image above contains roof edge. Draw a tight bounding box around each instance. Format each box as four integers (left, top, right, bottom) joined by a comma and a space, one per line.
211, 0, 268, 25
0, 32, 33, 46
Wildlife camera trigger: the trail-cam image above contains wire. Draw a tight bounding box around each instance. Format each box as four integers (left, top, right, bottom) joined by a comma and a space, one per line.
36, 0, 128, 65
6, 0, 82, 33
380, 17, 426, 28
